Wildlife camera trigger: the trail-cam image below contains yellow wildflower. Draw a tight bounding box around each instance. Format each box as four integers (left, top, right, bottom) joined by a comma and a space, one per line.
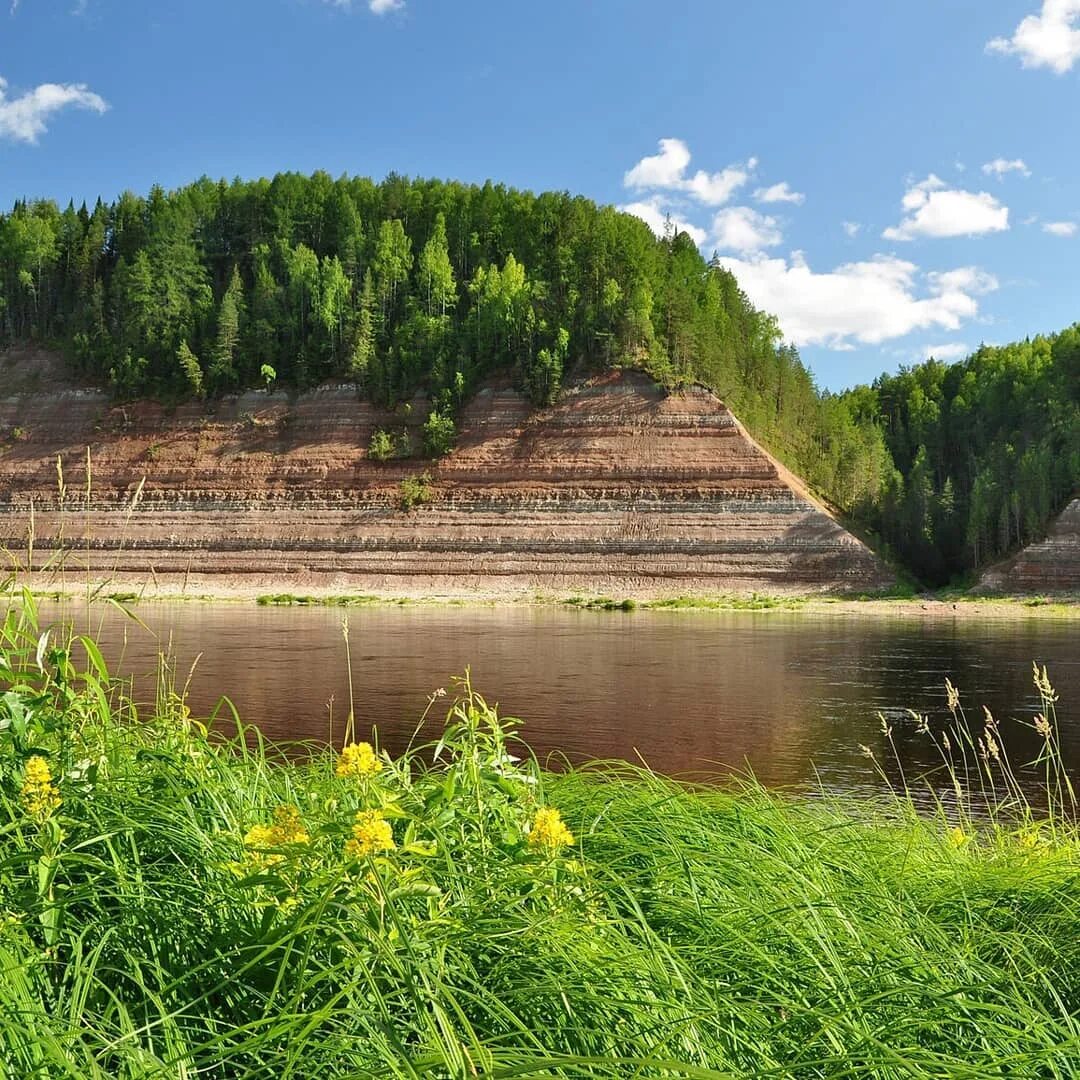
528, 806, 574, 853
244, 823, 277, 849
241, 804, 310, 870
345, 809, 395, 859
21, 756, 60, 822
336, 742, 383, 779
947, 826, 970, 849
271, 803, 311, 845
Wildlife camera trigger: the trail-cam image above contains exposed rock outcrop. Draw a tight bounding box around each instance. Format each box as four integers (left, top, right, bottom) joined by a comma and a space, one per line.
0, 355, 892, 596
978, 498, 1080, 595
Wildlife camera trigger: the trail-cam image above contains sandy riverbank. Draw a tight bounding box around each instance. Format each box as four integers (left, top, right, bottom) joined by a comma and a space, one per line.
15, 570, 1079, 619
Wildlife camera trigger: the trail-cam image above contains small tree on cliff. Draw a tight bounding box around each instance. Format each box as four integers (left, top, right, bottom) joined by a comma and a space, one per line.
422, 408, 456, 458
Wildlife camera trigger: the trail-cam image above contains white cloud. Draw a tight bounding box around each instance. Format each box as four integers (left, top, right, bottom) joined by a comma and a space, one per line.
684, 162, 756, 205
0, 75, 107, 143
321, 0, 404, 10
1043, 220, 1078, 236
624, 137, 755, 206
754, 181, 805, 205
982, 157, 1031, 178
712, 206, 782, 254
624, 137, 691, 189
712, 251, 998, 350
842, 221, 861, 238
987, 1, 1080, 73
618, 197, 707, 247
920, 343, 971, 362
925, 266, 998, 295
883, 174, 1009, 240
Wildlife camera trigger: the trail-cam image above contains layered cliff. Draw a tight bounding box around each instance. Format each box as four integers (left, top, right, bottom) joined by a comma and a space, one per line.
978, 498, 1080, 595
0, 351, 892, 596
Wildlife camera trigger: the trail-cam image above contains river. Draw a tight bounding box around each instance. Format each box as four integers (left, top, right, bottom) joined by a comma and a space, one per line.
33, 600, 1079, 803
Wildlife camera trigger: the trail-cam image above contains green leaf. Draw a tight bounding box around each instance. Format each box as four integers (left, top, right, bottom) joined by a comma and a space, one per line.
77, 635, 110, 682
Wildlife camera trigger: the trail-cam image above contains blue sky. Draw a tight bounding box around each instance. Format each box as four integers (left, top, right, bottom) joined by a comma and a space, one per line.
1, 0, 1078, 390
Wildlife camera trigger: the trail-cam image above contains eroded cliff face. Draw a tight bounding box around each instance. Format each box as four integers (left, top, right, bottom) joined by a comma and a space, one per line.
978, 499, 1080, 595
0, 351, 892, 596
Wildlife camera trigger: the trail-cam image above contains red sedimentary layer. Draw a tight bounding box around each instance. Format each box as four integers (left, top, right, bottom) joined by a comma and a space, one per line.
978, 499, 1080, 594
0, 357, 892, 595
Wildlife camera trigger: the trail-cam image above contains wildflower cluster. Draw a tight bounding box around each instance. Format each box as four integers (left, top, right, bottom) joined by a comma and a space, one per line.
336, 741, 382, 779
241, 804, 310, 870
947, 826, 970, 849
345, 809, 396, 859
20, 756, 60, 822
528, 806, 574, 853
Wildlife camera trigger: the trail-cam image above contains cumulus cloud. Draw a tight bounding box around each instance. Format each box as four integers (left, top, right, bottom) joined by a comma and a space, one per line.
618, 197, 707, 247
1043, 220, 1078, 236
624, 137, 690, 189
920, 343, 971, 362
712, 251, 998, 350
754, 181, 805, 205
987, 1, 1080, 73
712, 206, 782, 254
982, 157, 1031, 178
624, 137, 756, 206
883, 174, 1009, 240
0, 75, 108, 143
842, 221, 861, 238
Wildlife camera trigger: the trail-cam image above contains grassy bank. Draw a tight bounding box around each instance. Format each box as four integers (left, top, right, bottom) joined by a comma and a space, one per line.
22, 579, 1080, 620
1, 592, 1079, 1076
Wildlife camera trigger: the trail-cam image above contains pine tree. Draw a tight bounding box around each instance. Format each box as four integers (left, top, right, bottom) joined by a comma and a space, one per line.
209, 266, 244, 388
349, 270, 377, 384
176, 340, 204, 398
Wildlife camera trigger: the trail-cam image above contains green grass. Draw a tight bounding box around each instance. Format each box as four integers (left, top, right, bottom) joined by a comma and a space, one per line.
256, 593, 384, 607
1, 589, 1079, 1076
644, 593, 807, 611
562, 596, 638, 611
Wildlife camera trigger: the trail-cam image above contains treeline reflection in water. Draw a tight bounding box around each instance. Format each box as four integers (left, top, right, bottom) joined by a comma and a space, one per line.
40, 601, 1080, 804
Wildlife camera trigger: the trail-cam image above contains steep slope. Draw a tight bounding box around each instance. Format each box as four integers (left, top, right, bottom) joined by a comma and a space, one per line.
0, 361, 893, 596
978, 498, 1080, 595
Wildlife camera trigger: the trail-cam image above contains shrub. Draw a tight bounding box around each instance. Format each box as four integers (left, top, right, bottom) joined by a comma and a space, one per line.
399, 472, 434, 510
421, 408, 456, 457
368, 428, 394, 462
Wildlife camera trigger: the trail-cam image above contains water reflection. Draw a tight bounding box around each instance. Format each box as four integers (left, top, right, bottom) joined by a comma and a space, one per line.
37, 602, 1080, 800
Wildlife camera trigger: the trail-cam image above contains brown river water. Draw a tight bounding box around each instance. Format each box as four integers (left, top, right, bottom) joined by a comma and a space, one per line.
33, 601, 1080, 802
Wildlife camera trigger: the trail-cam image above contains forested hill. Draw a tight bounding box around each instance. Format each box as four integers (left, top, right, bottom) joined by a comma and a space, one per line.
0, 171, 1076, 587
851, 330, 1080, 585
0, 170, 893, 521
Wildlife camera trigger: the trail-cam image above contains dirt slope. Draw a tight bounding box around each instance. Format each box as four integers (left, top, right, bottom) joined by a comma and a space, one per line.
0, 349, 893, 597
978, 498, 1080, 595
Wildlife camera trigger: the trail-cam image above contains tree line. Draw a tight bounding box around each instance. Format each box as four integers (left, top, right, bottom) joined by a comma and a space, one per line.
0, 170, 1075, 585
846, 332, 1080, 584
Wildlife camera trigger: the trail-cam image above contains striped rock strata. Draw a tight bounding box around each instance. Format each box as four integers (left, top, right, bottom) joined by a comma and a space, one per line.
978, 498, 1080, 595
0, 360, 892, 596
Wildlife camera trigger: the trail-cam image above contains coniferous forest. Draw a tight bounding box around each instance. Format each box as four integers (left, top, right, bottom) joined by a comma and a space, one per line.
0, 171, 1077, 586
